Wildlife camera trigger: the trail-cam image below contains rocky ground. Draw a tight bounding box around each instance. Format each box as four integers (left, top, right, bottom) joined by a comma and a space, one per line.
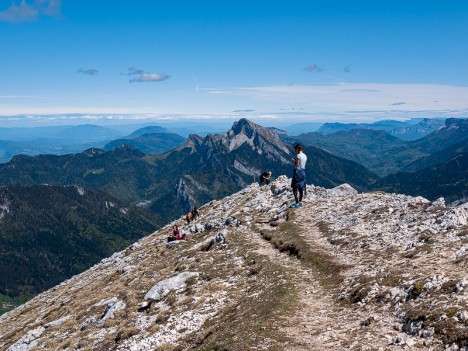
0, 176, 467, 351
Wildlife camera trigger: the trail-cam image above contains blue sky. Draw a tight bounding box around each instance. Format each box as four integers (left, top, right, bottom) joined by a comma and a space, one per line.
1, 0, 467, 125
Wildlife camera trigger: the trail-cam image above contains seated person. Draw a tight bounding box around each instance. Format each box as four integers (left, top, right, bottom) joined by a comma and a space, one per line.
259, 171, 272, 186
168, 225, 180, 242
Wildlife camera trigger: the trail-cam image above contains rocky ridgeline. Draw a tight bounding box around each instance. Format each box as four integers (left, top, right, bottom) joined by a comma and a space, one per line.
300, 183, 467, 349
0, 176, 467, 351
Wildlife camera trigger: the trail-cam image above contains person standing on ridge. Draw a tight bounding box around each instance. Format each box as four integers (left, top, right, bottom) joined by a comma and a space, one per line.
290, 144, 307, 208
186, 211, 193, 225
191, 207, 199, 220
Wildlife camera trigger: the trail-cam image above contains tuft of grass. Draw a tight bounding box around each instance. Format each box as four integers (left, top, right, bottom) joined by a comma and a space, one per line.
260, 214, 345, 291
115, 326, 140, 342
440, 280, 458, 294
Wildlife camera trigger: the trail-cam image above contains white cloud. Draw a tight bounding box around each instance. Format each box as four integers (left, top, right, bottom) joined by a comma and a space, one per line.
0, 0, 61, 23
129, 73, 170, 83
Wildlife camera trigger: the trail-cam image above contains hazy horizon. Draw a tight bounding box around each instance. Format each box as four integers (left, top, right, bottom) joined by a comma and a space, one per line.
0, 114, 462, 130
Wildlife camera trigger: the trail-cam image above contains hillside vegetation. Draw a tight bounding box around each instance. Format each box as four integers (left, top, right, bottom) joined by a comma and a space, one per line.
0, 185, 159, 301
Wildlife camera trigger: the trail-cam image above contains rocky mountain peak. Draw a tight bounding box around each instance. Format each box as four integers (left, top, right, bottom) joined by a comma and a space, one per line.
108, 144, 146, 158
429, 118, 468, 141
186, 134, 205, 152
445, 117, 467, 127
187, 134, 204, 144
230, 118, 259, 138
222, 118, 290, 159
1, 177, 466, 350
172, 119, 292, 169
229, 118, 280, 141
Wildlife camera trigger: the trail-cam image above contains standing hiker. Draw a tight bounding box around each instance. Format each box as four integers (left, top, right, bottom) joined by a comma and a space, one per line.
186, 211, 193, 224
191, 207, 199, 220
290, 143, 307, 208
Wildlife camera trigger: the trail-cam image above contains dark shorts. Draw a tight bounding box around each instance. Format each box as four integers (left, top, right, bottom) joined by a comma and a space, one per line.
291, 168, 306, 189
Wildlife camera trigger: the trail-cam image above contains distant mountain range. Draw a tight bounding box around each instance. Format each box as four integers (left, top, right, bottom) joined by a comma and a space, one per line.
294, 118, 468, 177
315, 118, 445, 140
103, 125, 185, 154
388, 118, 445, 140
0, 118, 449, 163
0, 124, 125, 163
316, 119, 412, 135
0, 124, 191, 163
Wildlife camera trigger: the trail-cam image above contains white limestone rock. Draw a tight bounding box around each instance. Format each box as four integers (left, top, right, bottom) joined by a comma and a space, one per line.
44, 315, 70, 328
98, 300, 126, 326
144, 272, 199, 302
328, 183, 358, 197
6, 327, 45, 351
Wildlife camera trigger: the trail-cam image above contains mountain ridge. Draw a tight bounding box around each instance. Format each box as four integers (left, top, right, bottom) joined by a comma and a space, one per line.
1, 176, 466, 350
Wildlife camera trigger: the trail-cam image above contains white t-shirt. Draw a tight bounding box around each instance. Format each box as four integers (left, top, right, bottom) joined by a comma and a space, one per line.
296, 152, 307, 169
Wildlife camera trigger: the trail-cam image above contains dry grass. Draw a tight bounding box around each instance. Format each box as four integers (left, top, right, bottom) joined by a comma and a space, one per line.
176, 230, 298, 351
259, 213, 345, 291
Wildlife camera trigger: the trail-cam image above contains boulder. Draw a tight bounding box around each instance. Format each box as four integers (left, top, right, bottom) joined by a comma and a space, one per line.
328, 183, 358, 197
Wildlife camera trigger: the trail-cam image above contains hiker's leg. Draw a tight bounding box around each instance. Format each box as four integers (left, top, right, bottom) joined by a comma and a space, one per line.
293, 187, 299, 203
298, 187, 304, 202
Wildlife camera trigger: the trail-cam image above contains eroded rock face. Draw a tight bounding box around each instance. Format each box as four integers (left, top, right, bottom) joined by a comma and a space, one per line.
0, 176, 466, 350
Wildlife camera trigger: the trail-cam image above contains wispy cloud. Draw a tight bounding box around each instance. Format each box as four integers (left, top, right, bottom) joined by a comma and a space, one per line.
193, 76, 200, 93
77, 68, 98, 76
340, 89, 380, 93
303, 64, 323, 73
121, 66, 144, 75
129, 72, 170, 83
233, 109, 255, 113
0, 0, 61, 23
206, 83, 468, 119
344, 64, 352, 73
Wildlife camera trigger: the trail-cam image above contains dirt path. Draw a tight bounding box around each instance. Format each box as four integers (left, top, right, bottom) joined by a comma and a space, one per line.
248, 201, 409, 351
